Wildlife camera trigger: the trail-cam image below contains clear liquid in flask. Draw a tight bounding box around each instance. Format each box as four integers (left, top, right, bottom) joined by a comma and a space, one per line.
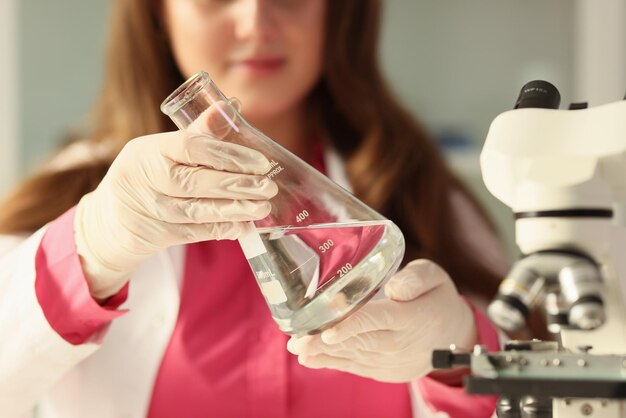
161, 71, 406, 336
244, 220, 404, 335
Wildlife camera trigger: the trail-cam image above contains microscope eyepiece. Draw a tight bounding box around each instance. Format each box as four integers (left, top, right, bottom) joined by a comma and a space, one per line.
514, 80, 561, 110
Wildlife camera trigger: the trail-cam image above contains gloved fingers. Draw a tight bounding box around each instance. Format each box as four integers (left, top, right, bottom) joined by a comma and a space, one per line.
288, 335, 343, 356
325, 330, 403, 354
299, 352, 434, 383
159, 132, 271, 175
171, 221, 246, 242
292, 345, 360, 360
319, 300, 403, 345
289, 330, 401, 355
384, 259, 449, 302
298, 354, 359, 372
287, 335, 314, 354
150, 195, 272, 224
297, 354, 406, 383
187, 100, 241, 139
155, 164, 278, 200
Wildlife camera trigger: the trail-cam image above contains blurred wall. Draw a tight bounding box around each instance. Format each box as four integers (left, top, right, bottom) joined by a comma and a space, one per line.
574, 0, 626, 104
379, 0, 574, 258
19, 0, 108, 170
380, 0, 574, 148
0, 0, 19, 195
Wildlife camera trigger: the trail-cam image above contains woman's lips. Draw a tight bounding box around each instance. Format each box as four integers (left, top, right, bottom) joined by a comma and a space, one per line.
236, 57, 286, 75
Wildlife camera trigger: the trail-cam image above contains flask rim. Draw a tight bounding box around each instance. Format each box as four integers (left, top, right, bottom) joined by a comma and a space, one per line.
160, 71, 211, 116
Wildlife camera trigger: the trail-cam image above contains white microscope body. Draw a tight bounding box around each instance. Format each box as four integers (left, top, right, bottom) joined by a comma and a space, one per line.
481, 86, 626, 417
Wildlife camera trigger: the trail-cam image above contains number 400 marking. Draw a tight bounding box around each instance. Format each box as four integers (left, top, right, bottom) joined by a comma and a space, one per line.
295, 210, 309, 223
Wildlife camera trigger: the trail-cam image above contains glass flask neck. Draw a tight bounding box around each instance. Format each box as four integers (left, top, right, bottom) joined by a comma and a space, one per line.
160, 71, 237, 130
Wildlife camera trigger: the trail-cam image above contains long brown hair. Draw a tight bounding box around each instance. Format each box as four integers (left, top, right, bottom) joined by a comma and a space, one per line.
0, 0, 503, 299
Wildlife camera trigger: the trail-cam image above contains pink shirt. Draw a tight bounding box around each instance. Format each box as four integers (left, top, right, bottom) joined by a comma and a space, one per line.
34, 208, 498, 417
147, 239, 413, 418
33, 149, 498, 417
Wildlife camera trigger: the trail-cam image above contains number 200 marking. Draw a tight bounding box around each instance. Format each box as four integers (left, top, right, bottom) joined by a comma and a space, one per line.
337, 263, 353, 277
319, 239, 334, 253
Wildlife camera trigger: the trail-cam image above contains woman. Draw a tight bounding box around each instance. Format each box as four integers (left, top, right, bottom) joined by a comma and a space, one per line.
0, 0, 508, 417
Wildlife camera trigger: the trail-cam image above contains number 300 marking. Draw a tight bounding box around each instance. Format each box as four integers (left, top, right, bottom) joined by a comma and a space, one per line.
319, 239, 334, 253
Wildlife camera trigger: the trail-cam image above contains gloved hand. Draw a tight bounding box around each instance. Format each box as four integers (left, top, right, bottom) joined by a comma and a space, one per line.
75, 101, 277, 300
287, 259, 478, 383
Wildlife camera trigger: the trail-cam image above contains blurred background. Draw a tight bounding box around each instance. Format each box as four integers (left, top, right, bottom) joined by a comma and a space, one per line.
1, 0, 625, 257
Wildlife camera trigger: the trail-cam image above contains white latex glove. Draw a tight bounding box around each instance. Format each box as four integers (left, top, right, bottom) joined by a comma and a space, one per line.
75, 101, 277, 300
287, 259, 478, 383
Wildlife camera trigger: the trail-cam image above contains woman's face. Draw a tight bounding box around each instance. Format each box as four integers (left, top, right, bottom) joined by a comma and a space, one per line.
162, 0, 326, 122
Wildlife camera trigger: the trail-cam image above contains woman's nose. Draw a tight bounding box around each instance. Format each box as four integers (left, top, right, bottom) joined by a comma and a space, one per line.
233, 0, 278, 40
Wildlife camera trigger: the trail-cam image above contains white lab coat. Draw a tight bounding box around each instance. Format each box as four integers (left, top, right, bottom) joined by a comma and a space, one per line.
0, 147, 506, 418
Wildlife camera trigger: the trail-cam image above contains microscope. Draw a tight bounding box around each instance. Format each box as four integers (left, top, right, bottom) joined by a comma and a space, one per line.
433, 81, 626, 417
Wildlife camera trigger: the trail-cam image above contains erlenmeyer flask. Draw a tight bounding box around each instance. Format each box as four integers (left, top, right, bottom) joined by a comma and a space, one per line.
161, 71, 405, 335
